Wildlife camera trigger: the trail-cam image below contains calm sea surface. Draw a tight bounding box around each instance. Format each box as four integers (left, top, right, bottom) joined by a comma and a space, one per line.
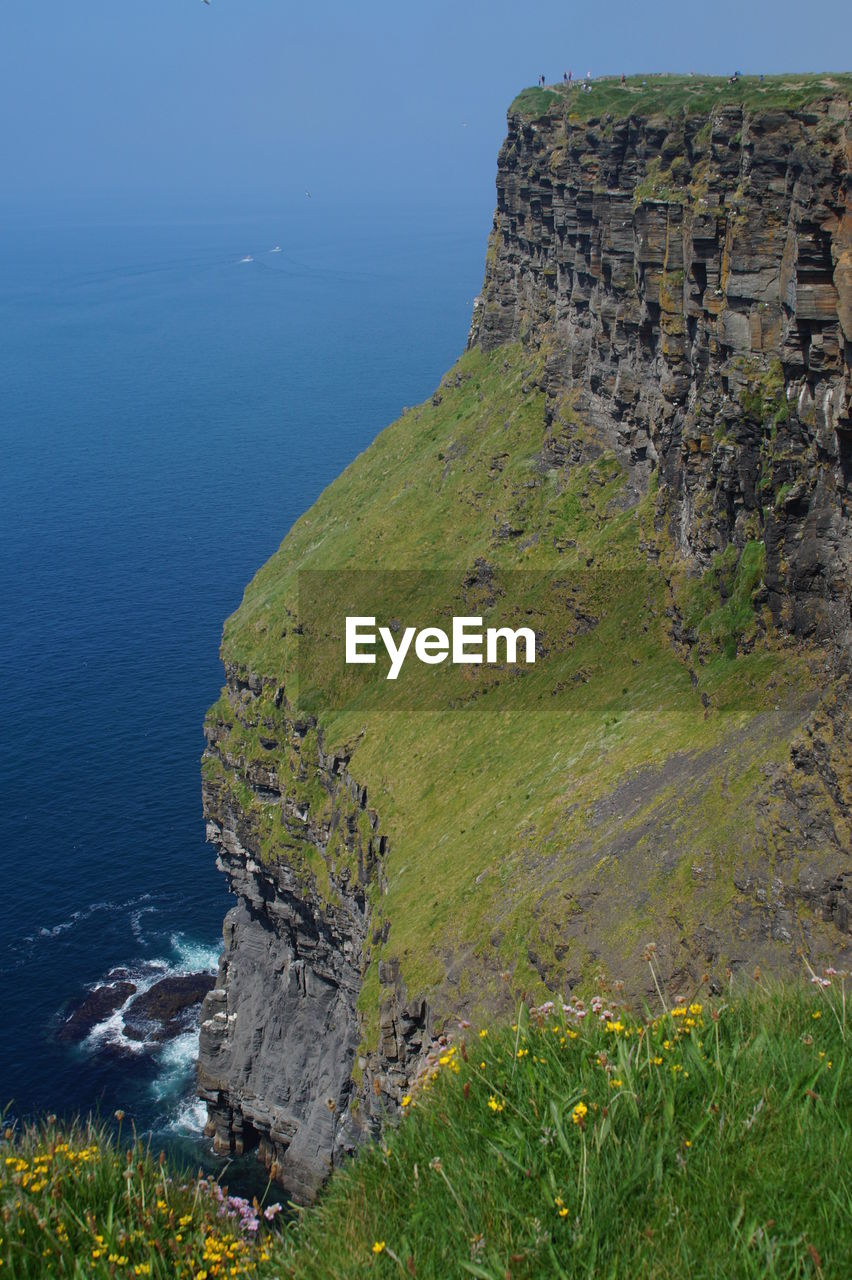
0, 201, 484, 1161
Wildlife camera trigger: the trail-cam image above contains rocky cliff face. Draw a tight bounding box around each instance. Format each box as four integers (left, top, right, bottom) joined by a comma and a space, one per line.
197, 670, 429, 1200
470, 96, 852, 651
198, 88, 852, 1199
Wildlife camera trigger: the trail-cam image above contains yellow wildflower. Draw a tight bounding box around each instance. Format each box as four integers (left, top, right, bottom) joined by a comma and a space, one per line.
372, 1241, 386, 1254
401, 1095, 411, 1107
571, 1101, 588, 1125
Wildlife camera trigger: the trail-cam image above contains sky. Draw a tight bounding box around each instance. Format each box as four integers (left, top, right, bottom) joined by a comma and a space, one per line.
1, 0, 850, 218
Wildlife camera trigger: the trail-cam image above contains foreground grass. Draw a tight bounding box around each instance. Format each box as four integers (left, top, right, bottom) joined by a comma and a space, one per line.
282, 980, 851, 1279
0, 1117, 283, 1278
3, 984, 850, 1277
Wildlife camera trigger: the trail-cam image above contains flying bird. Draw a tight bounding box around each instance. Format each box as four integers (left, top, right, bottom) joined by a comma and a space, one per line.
305, 190, 311, 199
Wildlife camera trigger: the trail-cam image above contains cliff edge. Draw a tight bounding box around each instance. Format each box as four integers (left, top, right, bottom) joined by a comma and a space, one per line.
197, 74, 852, 1199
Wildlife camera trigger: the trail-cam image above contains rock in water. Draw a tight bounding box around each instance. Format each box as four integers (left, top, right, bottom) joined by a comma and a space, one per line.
56, 981, 137, 1043
123, 973, 216, 1043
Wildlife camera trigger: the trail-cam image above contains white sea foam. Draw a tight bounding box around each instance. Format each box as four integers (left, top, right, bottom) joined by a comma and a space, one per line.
84, 1003, 147, 1056
165, 933, 222, 975
166, 1095, 209, 1135
130, 905, 159, 944
151, 1029, 209, 1135
38, 893, 155, 939
39, 901, 115, 937
152, 1028, 201, 1098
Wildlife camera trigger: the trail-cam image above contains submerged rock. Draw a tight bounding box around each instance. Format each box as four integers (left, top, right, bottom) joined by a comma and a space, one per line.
123, 973, 215, 1043
57, 981, 137, 1043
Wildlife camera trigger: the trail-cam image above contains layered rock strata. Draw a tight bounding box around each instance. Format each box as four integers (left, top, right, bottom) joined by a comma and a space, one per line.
470, 96, 852, 649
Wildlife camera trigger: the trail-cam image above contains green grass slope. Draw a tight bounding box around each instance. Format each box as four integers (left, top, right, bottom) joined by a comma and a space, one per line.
280, 980, 852, 1279
213, 341, 819, 1034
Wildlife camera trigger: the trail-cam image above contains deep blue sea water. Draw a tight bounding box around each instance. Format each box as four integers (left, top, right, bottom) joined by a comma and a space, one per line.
0, 201, 484, 1161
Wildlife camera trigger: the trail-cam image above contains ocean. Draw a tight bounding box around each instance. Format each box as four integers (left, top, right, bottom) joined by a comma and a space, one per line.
0, 200, 484, 1165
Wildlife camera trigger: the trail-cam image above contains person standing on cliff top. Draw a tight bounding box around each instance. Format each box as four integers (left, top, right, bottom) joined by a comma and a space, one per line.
621, 72, 626, 84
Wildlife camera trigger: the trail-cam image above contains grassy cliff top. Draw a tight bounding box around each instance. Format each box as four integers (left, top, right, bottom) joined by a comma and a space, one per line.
510, 71, 852, 122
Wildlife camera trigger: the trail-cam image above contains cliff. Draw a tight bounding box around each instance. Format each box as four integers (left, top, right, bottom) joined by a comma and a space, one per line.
197, 74, 852, 1199
471, 78, 852, 646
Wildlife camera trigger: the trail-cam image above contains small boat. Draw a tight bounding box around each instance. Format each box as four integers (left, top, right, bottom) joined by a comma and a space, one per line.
270, 245, 282, 254
238, 255, 254, 263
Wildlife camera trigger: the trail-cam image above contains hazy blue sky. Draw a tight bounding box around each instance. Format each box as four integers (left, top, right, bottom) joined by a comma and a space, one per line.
1, 0, 850, 216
